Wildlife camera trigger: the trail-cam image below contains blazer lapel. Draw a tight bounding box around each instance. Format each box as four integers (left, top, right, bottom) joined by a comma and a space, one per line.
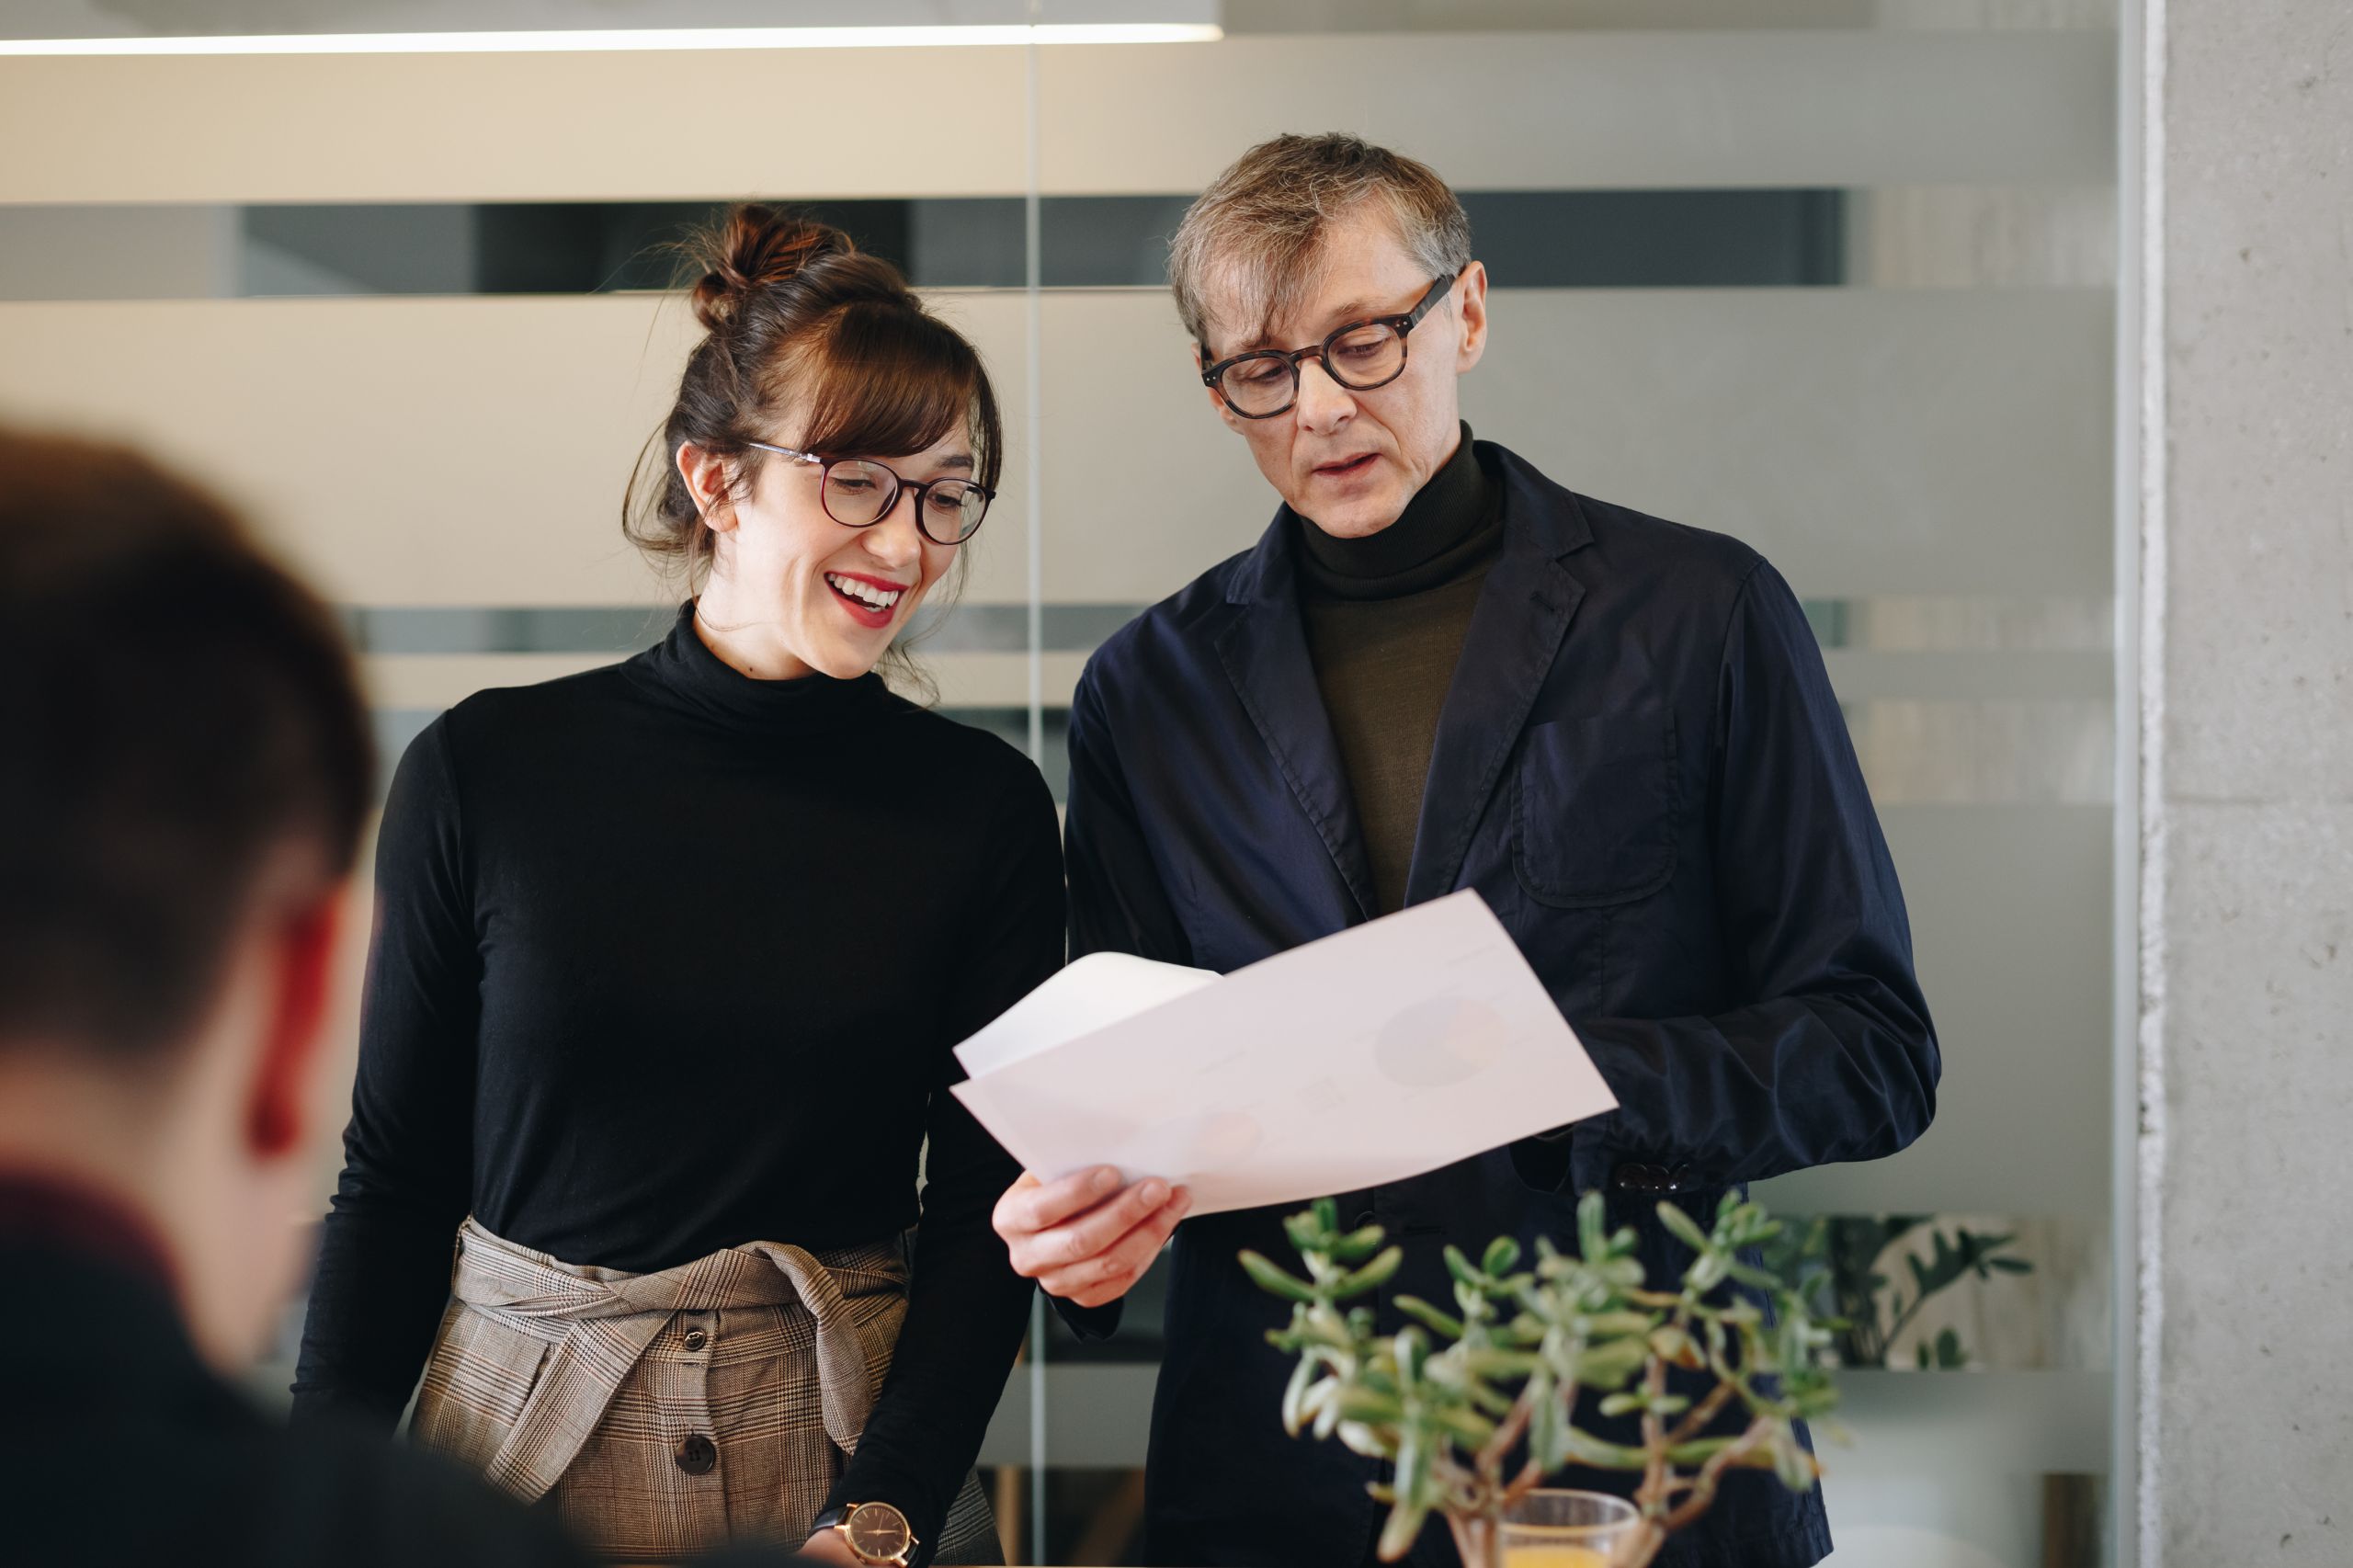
1404, 449, 1593, 907
1213, 514, 1381, 926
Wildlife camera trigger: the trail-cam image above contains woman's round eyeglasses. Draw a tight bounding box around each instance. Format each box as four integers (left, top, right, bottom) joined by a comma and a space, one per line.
743, 440, 995, 545
1199, 272, 1459, 420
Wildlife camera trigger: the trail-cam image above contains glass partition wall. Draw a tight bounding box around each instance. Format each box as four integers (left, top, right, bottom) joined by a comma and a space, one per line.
0, 6, 2122, 1564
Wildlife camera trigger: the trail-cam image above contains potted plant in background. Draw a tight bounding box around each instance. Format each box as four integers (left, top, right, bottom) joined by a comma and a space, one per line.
1241, 1190, 1843, 1568
1764, 1214, 2033, 1370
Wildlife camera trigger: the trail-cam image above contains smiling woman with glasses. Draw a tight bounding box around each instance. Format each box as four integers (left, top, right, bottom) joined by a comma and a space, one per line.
290, 206, 1057, 1568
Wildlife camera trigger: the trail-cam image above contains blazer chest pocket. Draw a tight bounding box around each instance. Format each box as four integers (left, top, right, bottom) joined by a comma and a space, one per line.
1513, 713, 1680, 908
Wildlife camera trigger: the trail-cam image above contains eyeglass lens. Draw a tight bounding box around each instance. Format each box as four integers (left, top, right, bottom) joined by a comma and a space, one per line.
1219, 322, 1408, 416
821, 460, 989, 542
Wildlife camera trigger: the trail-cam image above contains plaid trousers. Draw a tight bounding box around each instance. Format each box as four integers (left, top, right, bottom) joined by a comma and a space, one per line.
412, 1218, 1002, 1565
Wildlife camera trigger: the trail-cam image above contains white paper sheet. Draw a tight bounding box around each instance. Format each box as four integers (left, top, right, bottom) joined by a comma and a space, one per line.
954, 951, 1219, 1078
950, 890, 1619, 1217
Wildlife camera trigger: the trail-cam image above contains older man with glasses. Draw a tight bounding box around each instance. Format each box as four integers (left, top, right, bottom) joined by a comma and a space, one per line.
992, 133, 1940, 1568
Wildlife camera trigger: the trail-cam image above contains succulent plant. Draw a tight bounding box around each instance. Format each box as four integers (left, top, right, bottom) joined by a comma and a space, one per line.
1242, 1190, 1843, 1568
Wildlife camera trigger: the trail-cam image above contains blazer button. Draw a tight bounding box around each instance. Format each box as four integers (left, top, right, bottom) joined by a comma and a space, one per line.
682, 1328, 710, 1353
676, 1435, 718, 1475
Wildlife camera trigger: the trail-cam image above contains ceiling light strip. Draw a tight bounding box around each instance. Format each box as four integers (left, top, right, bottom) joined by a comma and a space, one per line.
0, 24, 1222, 57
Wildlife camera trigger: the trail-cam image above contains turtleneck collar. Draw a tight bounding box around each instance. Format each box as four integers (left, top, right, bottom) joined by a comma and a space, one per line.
625, 601, 900, 733
1294, 424, 1501, 602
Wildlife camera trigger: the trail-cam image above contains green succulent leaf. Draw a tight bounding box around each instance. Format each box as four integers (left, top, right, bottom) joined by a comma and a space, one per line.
1377, 1500, 1430, 1563
1438, 1406, 1499, 1447
1338, 1246, 1405, 1296
1524, 1368, 1564, 1469
1577, 1190, 1608, 1256
1574, 1338, 1649, 1389
1241, 1250, 1317, 1302
1656, 1202, 1712, 1255
1461, 1347, 1541, 1380
1312, 1381, 1346, 1440
1560, 1426, 1648, 1469
1482, 1236, 1523, 1276
1393, 1296, 1466, 1340
1768, 1427, 1819, 1494
1280, 1355, 1318, 1436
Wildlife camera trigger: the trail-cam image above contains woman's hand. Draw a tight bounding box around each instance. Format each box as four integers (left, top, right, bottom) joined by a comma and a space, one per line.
798, 1525, 864, 1568
992, 1167, 1192, 1308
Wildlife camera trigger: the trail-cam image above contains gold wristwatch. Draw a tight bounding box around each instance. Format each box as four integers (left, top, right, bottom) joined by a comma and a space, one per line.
821, 1500, 919, 1566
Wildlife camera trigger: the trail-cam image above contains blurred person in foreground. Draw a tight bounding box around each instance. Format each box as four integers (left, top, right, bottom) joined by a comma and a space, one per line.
0, 427, 594, 1567
990, 134, 1940, 1568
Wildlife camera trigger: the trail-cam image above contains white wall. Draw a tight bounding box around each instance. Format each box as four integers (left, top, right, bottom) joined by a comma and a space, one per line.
2150, 1, 2353, 1562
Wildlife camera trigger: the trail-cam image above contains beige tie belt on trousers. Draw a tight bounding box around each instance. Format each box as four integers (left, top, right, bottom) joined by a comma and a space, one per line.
412, 1218, 1000, 1564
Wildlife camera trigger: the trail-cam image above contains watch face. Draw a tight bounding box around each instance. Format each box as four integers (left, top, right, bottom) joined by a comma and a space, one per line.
847, 1502, 913, 1562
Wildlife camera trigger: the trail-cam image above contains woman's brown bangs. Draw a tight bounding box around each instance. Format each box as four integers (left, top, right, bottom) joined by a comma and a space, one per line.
788, 303, 999, 489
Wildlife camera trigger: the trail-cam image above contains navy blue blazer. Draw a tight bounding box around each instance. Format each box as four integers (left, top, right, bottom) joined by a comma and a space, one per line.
1061, 441, 1938, 1568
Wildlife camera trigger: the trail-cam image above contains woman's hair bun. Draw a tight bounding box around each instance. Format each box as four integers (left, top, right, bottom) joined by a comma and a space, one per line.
688, 204, 893, 332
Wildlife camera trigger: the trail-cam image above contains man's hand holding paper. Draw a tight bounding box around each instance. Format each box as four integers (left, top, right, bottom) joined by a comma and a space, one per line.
961, 890, 1617, 1238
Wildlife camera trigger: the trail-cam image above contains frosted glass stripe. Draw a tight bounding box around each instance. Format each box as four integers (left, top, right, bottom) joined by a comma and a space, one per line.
1040, 32, 2116, 191
1040, 289, 2115, 601
0, 33, 2111, 204
0, 290, 2111, 605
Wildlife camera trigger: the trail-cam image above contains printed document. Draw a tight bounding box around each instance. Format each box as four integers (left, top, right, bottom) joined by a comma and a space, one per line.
950, 890, 1618, 1216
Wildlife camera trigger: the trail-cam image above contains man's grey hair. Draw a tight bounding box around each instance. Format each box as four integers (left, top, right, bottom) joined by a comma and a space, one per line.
1167, 132, 1473, 355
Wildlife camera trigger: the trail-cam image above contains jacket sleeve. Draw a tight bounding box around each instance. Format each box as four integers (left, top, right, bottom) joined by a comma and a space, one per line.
830, 758, 1065, 1558
1046, 660, 1196, 1339
1065, 659, 1196, 971
1538, 558, 1939, 1196
290, 715, 481, 1427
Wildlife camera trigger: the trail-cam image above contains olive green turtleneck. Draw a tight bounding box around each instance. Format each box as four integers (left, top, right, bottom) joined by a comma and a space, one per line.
1295, 426, 1501, 915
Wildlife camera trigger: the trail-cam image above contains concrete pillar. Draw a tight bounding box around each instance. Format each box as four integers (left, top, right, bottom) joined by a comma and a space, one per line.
2150, 0, 2353, 1562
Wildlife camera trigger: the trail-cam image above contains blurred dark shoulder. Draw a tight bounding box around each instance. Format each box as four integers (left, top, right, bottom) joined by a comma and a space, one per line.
0, 1238, 593, 1568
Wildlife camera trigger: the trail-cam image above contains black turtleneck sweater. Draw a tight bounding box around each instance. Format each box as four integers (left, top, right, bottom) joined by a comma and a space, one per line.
291, 604, 1061, 1547
1296, 426, 1502, 915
